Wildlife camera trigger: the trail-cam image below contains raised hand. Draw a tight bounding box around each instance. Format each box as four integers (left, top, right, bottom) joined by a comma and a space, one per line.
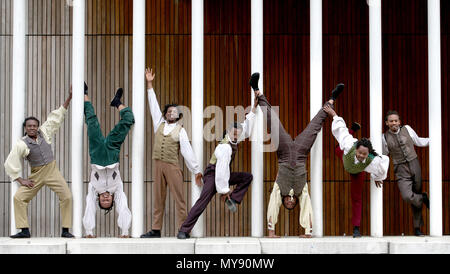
195, 173, 203, 187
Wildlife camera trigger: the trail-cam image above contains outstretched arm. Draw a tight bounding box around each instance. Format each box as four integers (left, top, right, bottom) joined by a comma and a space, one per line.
323, 105, 357, 154
39, 88, 71, 143
405, 125, 429, 147
146, 67, 163, 131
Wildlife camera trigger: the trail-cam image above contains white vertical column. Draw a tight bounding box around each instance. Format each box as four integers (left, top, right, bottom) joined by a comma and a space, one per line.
191, 0, 204, 237
11, 0, 27, 234
251, 0, 264, 237
131, 0, 146, 238
71, 0, 85, 238
368, 0, 383, 237
310, 0, 323, 238
428, 0, 442, 237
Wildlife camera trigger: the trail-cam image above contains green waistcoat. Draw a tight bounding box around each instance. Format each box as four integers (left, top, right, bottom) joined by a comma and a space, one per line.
343, 144, 375, 174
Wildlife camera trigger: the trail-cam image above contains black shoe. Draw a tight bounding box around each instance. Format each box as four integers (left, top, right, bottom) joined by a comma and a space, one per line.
353, 226, 361, 238
140, 230, 161, 238
177, 231, 190, 239
10, 230, 31, 239
422, 193, 430, 209
110, 88, 124, 108
351, 122, 361, 133
61, 231, 75, 238
330, 83, 345, 100
84, 82, 88, 95
414, 228, 424, 237
249, 73, 260, 91
225, 197, 237, 213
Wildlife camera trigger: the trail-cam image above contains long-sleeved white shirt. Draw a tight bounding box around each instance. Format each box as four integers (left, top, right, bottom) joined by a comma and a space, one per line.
82, 163, 132, 236
4, 106, 67, 181
331, 115, 390, 181
267, 182, 313, 234
213, 111, 256, 194
147, 88, 201, 175
382, 125, 429, 155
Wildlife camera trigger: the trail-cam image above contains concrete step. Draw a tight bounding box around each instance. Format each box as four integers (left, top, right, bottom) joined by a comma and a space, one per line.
195, 237, 261, 254
386, 236, 450, 254
0, 238, 67, 254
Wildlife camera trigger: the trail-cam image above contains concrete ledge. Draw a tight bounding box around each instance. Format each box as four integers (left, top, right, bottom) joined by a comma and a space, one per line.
260, 237, 388, 254
66, 238, 196, 254
0, 237, 67, 254
387, 236, 450, 254
195, 237, 261, 254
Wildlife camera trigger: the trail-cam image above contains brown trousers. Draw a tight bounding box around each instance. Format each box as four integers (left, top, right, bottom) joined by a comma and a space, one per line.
14, 160, 72, 229
152, 159, 186, 230
394, 158, 424, 228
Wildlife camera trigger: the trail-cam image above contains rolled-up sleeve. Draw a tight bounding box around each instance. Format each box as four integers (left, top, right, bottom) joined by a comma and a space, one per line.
4, 139, 29, 182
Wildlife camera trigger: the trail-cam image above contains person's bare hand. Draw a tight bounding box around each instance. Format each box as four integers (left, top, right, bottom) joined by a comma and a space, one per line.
119, 235, 130, 238
267, 230, 280, 238
323, 104, 337, 117
145, 67, 155, 82
17, 178, 34, 188
84, 234, 96, 238
375, 181, 383, 188
195, 173, 203, 187
221, 191, 232, 202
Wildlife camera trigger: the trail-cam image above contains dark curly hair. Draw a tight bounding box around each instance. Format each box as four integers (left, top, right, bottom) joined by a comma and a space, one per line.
355, 138, 378, 156
223, 122, 244, 138
162, 104, 183, 122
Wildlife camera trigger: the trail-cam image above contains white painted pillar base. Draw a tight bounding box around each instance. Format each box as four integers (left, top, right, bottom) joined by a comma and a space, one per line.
191, 0, 205, 238
427, 0, 442, 237
131, 0, 146, 238
368, 0, 383, 237
71, 0, 85, 238
251, 0, 264, 237
11, 0, 27, 235
310, 0, 323, 238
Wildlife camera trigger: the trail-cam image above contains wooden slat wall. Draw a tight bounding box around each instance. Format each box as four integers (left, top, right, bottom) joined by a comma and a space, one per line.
203, 0, 252, 237
1, 0, 449, 237
0, 0, 13, 237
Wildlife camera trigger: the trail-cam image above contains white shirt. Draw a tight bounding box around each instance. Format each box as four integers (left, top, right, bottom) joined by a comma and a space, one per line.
331, 115, 390, 181
82, 163, 132, 236
213, 111, 256, 194
147, 88, 201, 175
382, 125, 429, 155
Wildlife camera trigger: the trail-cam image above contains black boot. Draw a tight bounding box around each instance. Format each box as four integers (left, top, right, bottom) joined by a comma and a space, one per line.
84, 82, 88, 95
351, 122, 361, 133
249, 73, 260, 91
177, 231, 190, 239
422, 193, 430, 209
225, 197, 237, 213
330, 83, 345, 100
414, 228, 424, 237
140, 230, 161, 238
10, 228, 31, 239
353, 226, 361, 238
61, 228, 74, 238
110, 88, 124, 108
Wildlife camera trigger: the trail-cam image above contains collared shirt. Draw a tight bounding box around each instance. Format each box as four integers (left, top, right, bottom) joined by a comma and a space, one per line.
382, 125, 429, 155
147, 88, 201, 175
331, 115, 390, 181
82, 163, 131, 236
213, 111, 256, 194
4, 106, 67, 181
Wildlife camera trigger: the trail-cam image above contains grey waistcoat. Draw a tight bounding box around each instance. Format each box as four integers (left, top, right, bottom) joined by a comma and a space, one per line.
23, 131, 54, 167
384, 126, 417, 165
276, 162, 306, 196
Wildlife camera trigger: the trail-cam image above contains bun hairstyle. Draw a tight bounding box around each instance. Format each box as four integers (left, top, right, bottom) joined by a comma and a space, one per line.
162, 103, 183, 122
22, 117, 40, 136
355, 137, 379, 156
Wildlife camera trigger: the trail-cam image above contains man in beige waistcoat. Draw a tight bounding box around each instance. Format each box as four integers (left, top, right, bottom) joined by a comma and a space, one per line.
141, 68, 203, 238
